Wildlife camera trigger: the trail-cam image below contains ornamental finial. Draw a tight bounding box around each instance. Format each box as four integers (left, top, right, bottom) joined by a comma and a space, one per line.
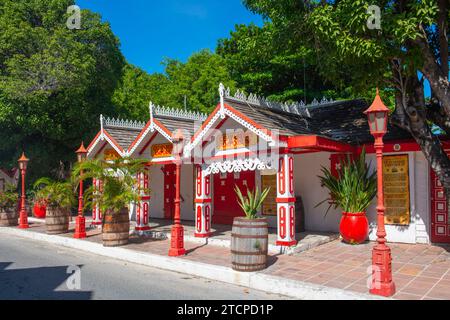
149, 101, 155, 132
219, 83, 225, 119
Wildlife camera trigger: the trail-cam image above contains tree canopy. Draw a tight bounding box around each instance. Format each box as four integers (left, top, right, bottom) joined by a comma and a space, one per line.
0, 0, 124, 182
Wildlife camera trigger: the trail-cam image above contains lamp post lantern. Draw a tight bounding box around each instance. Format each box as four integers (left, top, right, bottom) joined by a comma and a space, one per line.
18, 152, 29, 229
365, 89, 396, 297
74, 142, 87, 239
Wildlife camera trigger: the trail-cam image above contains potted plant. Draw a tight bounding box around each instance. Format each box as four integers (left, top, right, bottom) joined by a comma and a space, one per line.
231, 186, 270, 272
317, 150, 377, 244
34, 178, 76, 235
72, 158, 149, 247
0, 184, 19, 227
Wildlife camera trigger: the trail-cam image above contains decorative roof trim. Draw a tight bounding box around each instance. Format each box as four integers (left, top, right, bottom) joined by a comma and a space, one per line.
87, 129, 126, 159
221, 84, 336, 118
183, 102, 278, 158
150, 102, 207, 122
127, 120, 173, 156
103, 117, 146, 130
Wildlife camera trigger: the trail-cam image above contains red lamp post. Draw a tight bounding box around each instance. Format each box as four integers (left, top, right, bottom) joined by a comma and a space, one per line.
18, 153, 29, 229
169, 134, 186, 257
74, 142, 87, 239
365, 89, 396, 297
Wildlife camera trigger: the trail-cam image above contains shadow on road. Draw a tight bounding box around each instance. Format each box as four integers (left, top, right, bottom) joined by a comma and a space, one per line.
0, 262, 92, 300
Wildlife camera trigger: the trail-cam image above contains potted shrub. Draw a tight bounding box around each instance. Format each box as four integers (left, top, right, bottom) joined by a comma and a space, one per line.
34, 178, 76, 235
72, 158, 149, 247
317, 151, 377, 244
231, 186, 270, 272
0, 184, 19, 227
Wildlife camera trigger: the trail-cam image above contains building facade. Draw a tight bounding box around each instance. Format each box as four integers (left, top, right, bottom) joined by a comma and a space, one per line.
86, 85, 450, 246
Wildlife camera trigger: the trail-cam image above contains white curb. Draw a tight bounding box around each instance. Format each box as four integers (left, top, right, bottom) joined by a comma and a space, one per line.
0, 227, 386, 300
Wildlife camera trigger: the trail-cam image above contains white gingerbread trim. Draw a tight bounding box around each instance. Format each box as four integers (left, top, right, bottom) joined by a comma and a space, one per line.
204, 158, 274, 175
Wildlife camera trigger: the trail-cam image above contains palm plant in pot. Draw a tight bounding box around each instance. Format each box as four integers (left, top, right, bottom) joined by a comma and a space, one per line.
0, 184, 19, 227
72, 158, 149, 247
317, 150, 377, 244
34, 178, 77, 235
231, 186, 270, 272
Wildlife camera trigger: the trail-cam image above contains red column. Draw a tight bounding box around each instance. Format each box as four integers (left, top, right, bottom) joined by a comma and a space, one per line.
194, 164, 212, 238
18, 169, 29, 229
91, 178, 102, 226
135, 168, 151, 231
276, 152, 297, 246
169, 162, 186, 256
370, 136, 396, 297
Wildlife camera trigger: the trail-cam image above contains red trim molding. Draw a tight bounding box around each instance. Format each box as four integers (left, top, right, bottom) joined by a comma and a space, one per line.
194, 233, 213, 238
276, 198, 296, 203
276, 240, 298, 247
195, 199, 212, 204
288, 135, 355, 153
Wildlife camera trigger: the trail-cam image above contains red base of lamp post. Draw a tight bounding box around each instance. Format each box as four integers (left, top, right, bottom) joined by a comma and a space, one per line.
370, 244, 396, 297
169, 225, 186, 257
19, 212, 29, 229
74, 216, 87, 239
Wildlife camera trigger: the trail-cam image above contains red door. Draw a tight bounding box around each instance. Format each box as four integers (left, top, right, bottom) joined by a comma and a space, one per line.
213, 171, 256, 225
430, 169, 450, 243
163, 164, 176, 220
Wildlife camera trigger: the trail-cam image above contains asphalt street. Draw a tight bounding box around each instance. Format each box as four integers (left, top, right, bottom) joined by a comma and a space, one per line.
0, 233, 289, 300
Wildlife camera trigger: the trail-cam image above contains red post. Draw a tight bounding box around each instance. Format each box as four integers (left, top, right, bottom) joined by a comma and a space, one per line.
369, 136, 396, 297
74, 143, 87, 239
18, 153, 29, 229
168, 161, 186, 257
19, 168, 29, 229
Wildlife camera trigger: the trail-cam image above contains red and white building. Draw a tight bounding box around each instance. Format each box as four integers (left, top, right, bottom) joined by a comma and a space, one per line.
86, 84, 450, 246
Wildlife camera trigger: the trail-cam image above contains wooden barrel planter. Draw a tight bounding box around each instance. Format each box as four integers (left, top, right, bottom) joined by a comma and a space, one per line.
46, 207, 70, 235
231, 217, 269, 272
102, 209, 130, 247
0, 208, 18, 227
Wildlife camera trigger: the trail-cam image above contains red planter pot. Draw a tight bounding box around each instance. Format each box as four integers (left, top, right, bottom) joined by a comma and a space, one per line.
340, 212, 369, 245
33, 203, 47, 219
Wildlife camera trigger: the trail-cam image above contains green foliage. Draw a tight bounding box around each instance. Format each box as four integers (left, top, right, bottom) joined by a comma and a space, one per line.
72, 158, 149, 213
114, 50, 236, 119
0, 184, 19, 210
0, 0, 124, 183
316, 150, 377, 215
33, 177, 76, 209
235, 186, 270, 220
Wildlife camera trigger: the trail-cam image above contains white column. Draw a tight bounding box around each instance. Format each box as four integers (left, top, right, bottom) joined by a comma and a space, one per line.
194, 164, 212, 238
135, 167, 151, 231
91, 178, 103, 226
276, 153, 297, 246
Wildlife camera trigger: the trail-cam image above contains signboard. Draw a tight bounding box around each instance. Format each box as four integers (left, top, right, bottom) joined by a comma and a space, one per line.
151, 144, 173, 158
262, 174, 277, 216
383, 155, 410, 226
104, 149, 120, 161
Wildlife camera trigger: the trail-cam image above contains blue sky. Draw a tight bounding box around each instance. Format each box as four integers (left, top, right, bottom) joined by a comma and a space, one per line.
76, 0, 262, 74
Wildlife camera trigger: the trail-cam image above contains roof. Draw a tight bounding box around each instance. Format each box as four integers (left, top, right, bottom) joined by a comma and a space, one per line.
154, 115, 200, 137
307, 99, 412, 144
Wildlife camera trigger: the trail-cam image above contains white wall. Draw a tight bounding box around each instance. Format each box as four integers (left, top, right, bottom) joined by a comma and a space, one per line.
292, 151, 431, 244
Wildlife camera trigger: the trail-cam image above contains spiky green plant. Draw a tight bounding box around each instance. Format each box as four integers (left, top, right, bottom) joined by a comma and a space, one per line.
0, 184, 19, 210
33, 178, 76, 209
235, 186, 270, 220
71, 158, 150, 214
316, 150, 377, 215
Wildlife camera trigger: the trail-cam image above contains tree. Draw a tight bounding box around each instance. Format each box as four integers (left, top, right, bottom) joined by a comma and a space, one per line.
217, 22, 354, 103
244, 0, 450, 198
113, 50, 236, 118
0, 0, 124, 183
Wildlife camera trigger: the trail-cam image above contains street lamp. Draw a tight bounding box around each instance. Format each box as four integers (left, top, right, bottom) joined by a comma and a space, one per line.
365, 89, 396, 297
74, 142, 87, 239
18, 152, 29, 229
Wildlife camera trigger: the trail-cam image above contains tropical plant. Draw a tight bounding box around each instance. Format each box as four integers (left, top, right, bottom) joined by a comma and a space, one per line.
235, 186, 270, 220
33, 178, 76, 209
317, 151, 377, 215
0, 184, 19, 210
72, 158, 150, 214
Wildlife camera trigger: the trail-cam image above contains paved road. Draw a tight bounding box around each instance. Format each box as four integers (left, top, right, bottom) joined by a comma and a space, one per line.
0, 233, 289, 300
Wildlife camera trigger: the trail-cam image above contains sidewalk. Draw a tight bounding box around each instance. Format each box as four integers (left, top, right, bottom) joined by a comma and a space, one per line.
2, 220, 450, 300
